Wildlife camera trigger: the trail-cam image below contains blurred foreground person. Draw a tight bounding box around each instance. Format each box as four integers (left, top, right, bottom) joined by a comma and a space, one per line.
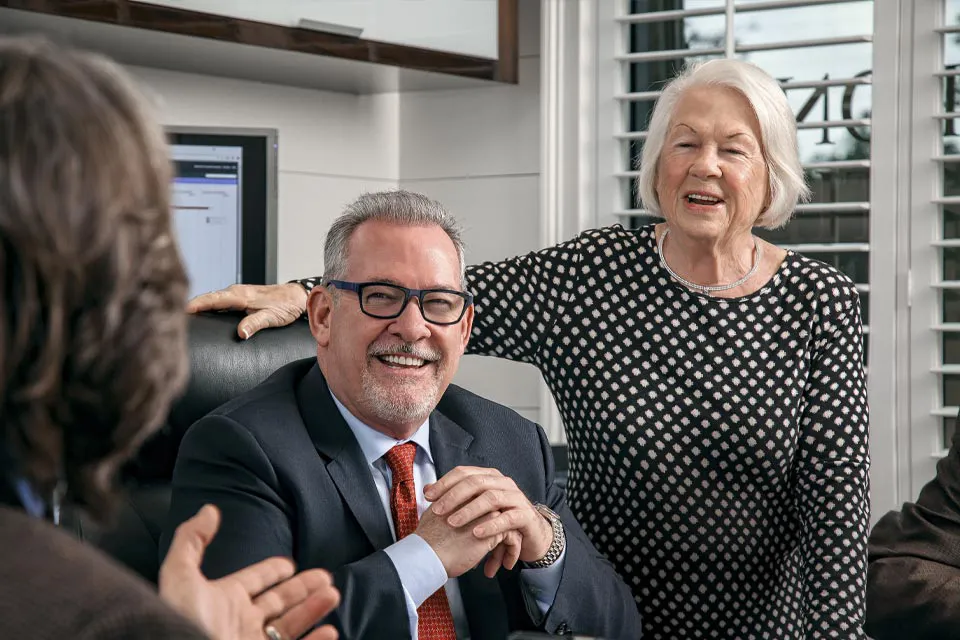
0, 36, 338, 640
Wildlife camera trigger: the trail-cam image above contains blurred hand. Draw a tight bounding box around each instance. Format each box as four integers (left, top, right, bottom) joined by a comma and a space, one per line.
187, 283, 308, 339
159, 505, 340, 640
425, 467, 554, 571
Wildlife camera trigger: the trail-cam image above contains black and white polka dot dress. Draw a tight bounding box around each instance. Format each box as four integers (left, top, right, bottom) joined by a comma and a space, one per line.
301, 223, 870, 638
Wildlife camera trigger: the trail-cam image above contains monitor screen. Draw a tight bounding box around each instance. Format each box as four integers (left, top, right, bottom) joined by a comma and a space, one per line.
171, 144, 243, 298
167, 130, 276, 299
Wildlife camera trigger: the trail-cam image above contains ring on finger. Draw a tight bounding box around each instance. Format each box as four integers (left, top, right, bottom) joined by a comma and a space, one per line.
264, 624, 286, 640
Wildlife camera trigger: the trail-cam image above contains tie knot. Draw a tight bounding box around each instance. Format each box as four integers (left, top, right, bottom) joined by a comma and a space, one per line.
384, 442, 417, 484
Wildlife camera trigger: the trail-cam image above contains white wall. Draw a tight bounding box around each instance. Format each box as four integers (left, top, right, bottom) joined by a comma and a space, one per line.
131, 65, 401, 284
131, 0, 545, 425
399, 0, 544, 425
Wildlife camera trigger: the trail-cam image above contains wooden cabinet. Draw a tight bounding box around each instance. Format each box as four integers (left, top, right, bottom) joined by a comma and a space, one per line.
137, 0, 499, 60
0, 0, 516, 85
134, 1, 369, 39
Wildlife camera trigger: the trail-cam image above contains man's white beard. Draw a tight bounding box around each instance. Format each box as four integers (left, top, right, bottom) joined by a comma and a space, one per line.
360, 371, 438, 426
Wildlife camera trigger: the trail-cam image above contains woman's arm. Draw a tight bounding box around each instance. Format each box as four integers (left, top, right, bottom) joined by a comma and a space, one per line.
793, 280, 870, 638
187, 230, 586, 348
463, 235, 584, 365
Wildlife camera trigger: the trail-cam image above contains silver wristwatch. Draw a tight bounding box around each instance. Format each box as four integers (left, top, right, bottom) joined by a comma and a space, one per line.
524, 503, 566, 569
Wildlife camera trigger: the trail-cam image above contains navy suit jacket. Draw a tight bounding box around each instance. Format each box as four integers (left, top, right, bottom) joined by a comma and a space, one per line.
160, 359, 640, 640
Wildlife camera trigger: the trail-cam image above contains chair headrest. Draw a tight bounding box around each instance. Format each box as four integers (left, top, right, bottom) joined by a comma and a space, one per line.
126, 311, 316, 483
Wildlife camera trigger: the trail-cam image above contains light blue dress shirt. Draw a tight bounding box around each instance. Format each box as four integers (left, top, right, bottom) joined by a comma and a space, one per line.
13, 476, 45, 519
329, 391, 565, 640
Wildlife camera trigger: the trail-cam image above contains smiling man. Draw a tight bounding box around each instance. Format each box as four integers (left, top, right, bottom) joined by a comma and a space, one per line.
160, 190, 640, 640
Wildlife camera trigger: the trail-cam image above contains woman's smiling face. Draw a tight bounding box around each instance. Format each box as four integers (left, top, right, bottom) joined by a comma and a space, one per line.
655, 85, 770, 243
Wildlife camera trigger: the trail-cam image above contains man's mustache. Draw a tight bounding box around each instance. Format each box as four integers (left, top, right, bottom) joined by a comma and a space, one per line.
368, 341, 441, 363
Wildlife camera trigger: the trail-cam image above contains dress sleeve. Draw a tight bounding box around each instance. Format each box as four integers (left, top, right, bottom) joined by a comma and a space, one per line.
293, 276, 322, 293
793, 280, 870, 638
294, 230, 591, 362
464, 234, 584, 365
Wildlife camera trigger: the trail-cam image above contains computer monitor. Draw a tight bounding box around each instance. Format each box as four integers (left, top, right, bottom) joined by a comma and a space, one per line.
167, 128, 278, 299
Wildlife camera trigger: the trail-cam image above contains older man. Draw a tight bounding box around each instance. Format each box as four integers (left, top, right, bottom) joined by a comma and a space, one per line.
161, 190, 640, 640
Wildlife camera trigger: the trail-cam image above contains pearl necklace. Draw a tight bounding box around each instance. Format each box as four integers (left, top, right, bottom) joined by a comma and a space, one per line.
657, 227, 762, 295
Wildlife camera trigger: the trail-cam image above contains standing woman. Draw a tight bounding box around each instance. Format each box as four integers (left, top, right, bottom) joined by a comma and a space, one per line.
191, 59, 870, 638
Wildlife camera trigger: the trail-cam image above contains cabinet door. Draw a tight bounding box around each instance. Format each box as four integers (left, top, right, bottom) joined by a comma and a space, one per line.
136, 0, 369, 32
334, 0, 498, 60
137, 0, 498, 59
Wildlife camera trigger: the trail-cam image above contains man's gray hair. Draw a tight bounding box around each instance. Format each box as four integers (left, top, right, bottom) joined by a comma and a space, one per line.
636, 58, 811, 229
323, 190, 467, 288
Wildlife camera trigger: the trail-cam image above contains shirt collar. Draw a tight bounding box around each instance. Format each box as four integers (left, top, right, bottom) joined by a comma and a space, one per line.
0, 444, 46, 519
12, 476, 46, 519
329, 389, 433, 467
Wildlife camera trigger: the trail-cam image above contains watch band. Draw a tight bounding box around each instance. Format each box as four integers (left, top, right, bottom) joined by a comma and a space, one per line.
524, 503, 565, 569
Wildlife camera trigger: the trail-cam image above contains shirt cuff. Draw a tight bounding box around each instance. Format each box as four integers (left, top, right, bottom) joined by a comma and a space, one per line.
384, 533, 449, 608
519, 544, 568, 621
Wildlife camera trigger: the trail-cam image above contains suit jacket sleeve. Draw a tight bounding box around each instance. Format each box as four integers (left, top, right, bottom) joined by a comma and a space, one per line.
531, 425, 643, 638
867, 422, 960, 639
160, 414, 412, 639
76, 605, 211, 640
0, 506, 209, 640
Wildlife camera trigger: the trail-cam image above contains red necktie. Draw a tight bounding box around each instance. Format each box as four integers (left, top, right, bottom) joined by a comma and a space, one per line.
384, 442, 457, 640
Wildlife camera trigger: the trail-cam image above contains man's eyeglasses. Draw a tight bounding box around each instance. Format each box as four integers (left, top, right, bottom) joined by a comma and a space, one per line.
324, 279, 473, 326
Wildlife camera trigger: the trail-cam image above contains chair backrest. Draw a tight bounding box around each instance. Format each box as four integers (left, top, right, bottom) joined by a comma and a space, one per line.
84, 311, 317, 582
126, 311, 318, 484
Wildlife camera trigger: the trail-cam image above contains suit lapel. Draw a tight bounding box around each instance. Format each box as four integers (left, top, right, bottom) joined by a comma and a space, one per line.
428, 411, 479, 476
297, 365, 394, 552
429, 412, 511, 640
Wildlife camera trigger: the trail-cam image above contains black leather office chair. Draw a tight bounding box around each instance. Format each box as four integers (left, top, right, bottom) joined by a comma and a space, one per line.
84, 311, 316, 583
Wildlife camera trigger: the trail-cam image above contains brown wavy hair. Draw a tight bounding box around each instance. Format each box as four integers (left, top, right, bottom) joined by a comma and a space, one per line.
0, 37, 189, 521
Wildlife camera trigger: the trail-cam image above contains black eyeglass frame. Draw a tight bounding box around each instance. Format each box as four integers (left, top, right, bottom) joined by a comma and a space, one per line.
324, 279, 474, 326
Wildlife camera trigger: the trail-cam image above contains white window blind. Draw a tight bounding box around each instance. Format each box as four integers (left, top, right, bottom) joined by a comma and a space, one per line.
933, 2, 960, 447
905, 0, 960, 482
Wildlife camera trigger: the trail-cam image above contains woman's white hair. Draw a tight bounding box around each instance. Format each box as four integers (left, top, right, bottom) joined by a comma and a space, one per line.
636, 58, 811, 229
